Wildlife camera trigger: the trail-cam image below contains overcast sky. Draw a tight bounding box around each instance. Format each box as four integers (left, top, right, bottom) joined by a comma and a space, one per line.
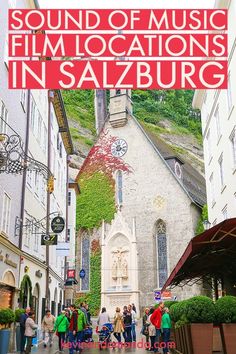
38, 0, 215, 9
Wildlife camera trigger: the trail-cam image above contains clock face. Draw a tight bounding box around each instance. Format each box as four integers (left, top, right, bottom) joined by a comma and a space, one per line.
175, 161, 182, 179
111, 139, 128, 157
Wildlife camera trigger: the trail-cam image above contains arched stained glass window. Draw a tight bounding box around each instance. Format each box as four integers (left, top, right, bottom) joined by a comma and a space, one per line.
116, 170, 123, 205
156, 220, 168, 288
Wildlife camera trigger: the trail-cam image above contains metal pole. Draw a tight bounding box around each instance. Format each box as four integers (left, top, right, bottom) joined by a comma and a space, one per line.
45, 90, 52, 309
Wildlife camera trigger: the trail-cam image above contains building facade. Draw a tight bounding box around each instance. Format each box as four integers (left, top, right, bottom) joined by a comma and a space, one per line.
193, 0, 236, 225
0, 0, 74, 329
0, 0, 27, 311
76, 89, 206, 316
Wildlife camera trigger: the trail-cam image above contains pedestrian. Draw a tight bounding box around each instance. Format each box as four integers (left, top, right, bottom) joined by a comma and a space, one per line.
25, 312, 37, 354
80, 303, 88, 324
68, 304, 86, 354
161, 308, 171, 354
147, 308, 156, 352
97, 307, 110, 330
123, 306, 132, 343
85, 304, 91, 325
113, 307, 124, 343
19, 307, 31, 354
132, 303, 137, 313
42, 309, 55, 348
54, 310, 70, 352
150, 301, 165, 353
142, 308, 150, 349
128, 304, 136, 342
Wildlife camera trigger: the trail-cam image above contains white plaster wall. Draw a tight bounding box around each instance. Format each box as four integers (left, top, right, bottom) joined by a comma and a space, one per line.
194, 0, 236, 224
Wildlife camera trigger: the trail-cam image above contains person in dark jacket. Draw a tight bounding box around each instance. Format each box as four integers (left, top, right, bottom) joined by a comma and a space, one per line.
69, 304, 86, 354
20, 307, 31, 354
123, 307, 132, 343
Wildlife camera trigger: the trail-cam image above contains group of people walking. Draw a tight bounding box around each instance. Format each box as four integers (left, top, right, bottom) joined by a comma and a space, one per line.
19, 302, 91, 354
142, 302, 171, 354
97, 303, 137, 344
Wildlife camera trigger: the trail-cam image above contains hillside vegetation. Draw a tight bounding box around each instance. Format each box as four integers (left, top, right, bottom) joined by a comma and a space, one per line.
62, 89, 203, 174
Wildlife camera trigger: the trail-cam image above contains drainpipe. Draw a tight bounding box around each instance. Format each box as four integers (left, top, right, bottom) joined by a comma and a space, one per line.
19, 90, 31, 250
64, 156, 69, 306
45, 90, 53, 308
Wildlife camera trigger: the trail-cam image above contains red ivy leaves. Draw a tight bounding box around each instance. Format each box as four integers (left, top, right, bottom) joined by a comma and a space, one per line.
78, 131, 132, 178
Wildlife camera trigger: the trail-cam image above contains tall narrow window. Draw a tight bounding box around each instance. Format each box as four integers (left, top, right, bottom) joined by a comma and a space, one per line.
81, 237, 90, 291
1, 193, 11, 235
0, 99, 8, 134
222, 205, 228, 220
68, 191, 72, 206
156, 220, 168, 288
230, 127, 236, 167
214, 105, 221, 140
21, 90, 27, 112
206, 130, 212, 163
218, 154, 224, 188
227, 73, 233, 113
117, 171, 123, 205
209, 173, 215, 206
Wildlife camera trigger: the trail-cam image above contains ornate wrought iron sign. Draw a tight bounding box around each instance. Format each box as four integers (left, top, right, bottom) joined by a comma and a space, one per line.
0, 133, 54, 191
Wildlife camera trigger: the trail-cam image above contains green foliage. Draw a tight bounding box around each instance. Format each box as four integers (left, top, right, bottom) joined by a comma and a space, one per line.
0, 309, 15, 328
185, 296, 216, 323
133, 90, 202, 140
215, 296, 236, 323
170, 300, 189, 323
20, 275, 32, 307
76, 172, 116, 230
14, 309, 25, 322
195, 204, 208, 235
62, 90, 96, 134
70, 128, 94, 147
75, 250, 101, 316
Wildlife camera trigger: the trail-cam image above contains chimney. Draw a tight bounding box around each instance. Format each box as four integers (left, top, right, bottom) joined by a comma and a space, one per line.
95, 89, 107, 135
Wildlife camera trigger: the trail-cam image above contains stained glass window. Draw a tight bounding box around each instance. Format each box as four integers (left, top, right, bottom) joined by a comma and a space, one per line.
81, 238, 90, 291
156, 221, 168, 288
117, 171, 123, 205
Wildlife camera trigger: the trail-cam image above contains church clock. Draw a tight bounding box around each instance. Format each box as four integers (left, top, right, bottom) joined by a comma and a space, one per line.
111, 139, 128, 157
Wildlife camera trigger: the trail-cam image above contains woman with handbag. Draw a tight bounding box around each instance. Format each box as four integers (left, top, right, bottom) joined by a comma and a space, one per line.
147, 308, 156, 352
54, 310, 70, 352
113, 307, 124, 343
142, 308, 150, 349
25, 312, 37, 354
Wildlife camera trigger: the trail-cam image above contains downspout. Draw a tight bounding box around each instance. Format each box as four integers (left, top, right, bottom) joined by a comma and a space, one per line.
64, 156, 69, 306
19, 89, 31, 250
45, 90, 53, 307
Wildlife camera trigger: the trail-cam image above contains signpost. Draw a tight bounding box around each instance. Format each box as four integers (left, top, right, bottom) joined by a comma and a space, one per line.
51, 216, 65, 234
79, 269, 86, 279
154, 290, 161, 302
41, 234, 58, 246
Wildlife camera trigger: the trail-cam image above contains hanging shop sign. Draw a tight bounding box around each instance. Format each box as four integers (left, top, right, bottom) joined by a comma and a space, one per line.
56, 242, 70, 257
67, 269, 75, 279
41, 234, 58, 246
51, 216, 65, 234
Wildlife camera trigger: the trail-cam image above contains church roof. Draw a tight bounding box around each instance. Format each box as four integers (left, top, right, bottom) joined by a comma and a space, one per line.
135, 120, 206, 207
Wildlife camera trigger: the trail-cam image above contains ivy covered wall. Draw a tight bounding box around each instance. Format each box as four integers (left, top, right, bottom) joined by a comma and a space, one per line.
75, 240, 101, 315
75, 132, 132, 314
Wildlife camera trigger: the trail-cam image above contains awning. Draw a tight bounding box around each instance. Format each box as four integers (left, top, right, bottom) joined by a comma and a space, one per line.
161, 218, 236, 291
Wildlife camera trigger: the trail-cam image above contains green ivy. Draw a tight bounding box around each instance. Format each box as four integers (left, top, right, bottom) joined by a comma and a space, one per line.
19, 274, 33, 307
76, 172, 116, 230
75, 250, 101, 316
195, 204, 208, 235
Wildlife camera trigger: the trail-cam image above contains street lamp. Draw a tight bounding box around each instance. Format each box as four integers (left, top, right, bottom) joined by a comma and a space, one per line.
203, 219, 211, 231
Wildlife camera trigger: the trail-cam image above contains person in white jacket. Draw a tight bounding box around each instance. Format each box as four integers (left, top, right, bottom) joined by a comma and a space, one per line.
25, 312, 37, 354
97, 307, 110, 330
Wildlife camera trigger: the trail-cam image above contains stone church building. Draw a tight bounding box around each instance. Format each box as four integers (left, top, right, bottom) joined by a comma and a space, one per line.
76, 90, 206, 316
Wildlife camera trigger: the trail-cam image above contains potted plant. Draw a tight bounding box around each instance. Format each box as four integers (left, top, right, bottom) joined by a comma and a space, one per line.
14, 309, 25, 352
185, 296, 216, 354
0, 308, 15, 354
215, 296, 236, 354
170, 300, 190, 353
